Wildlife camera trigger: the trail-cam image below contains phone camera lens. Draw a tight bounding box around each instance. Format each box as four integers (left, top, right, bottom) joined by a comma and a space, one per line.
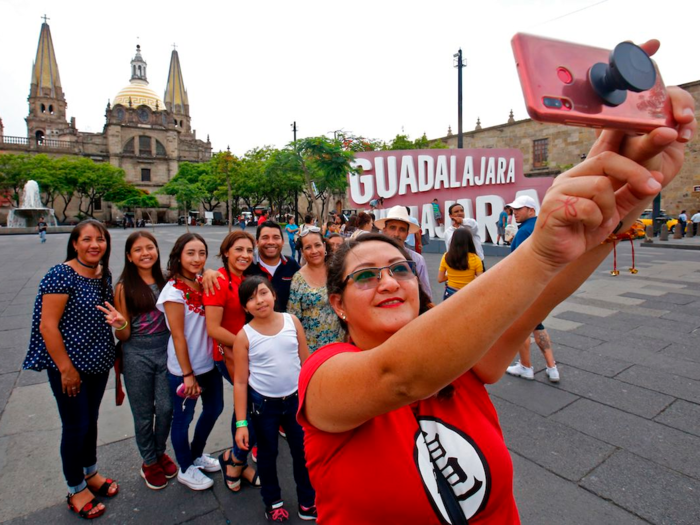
557, 67, 573, 84
543, 97, 563, 109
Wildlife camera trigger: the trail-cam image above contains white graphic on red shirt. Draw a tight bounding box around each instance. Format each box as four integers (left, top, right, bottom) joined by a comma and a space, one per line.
414, 417, 491, 523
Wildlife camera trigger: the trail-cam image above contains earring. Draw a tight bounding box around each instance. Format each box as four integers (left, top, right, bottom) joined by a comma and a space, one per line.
341, 313, 347, 320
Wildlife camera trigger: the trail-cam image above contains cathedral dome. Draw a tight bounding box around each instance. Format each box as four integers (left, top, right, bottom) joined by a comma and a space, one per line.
113, 79, 165, 111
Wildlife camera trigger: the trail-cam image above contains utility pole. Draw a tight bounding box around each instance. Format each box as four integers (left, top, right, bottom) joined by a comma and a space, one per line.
454, 49, 466, 149
291, 121, 299, 221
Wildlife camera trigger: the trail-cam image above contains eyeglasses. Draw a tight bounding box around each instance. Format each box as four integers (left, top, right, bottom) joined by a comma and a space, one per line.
342, 260, 417, 290
299, 226, 321, 237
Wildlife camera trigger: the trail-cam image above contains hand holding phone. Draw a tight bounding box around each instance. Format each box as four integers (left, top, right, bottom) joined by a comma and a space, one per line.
512, 33, 676, 133
177, 378, 201, 399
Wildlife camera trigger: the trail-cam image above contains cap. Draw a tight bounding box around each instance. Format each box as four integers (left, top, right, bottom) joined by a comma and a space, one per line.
507, 195, 538, 210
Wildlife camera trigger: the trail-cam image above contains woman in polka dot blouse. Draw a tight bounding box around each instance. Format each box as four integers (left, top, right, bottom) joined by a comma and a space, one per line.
24, 220, 123, 519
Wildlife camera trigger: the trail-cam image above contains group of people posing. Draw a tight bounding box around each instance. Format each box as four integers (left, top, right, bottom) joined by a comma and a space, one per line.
23, 82, 696, 524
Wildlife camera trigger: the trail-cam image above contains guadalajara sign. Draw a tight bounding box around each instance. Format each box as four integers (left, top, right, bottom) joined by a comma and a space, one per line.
348, 149, 555, 242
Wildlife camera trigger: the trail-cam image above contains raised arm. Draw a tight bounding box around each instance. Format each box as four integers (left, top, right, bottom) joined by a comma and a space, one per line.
306, 153, 665, 433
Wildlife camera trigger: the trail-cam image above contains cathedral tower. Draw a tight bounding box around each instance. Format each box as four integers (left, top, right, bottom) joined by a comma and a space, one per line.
26, 18, 70, 143
163, 48, 191, 133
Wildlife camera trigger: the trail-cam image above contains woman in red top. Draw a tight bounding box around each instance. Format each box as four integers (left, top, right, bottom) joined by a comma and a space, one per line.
203, 231, 260, 491
298, 83, 695, 524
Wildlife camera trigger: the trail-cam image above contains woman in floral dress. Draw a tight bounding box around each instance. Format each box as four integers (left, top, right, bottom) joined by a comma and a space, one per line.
288, 228, 343, 353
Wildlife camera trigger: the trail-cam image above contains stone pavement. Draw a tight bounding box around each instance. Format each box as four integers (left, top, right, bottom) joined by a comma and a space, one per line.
0, 227, 699, 524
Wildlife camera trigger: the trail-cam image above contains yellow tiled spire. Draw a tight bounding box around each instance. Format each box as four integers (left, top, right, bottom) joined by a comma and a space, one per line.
30, 19, 62, 99
164, 48, 189, 113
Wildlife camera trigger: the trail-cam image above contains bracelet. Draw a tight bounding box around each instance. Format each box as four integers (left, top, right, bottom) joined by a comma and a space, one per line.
182, 371, 194, 378
601, 220, 645, 244
235, 420, 248, 428
115, 320, 129, 331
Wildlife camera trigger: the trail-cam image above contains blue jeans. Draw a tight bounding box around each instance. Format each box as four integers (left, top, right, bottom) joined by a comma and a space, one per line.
288, 238, 297, 262
168, 368, 224, 472
47, 368, 109, 492
249, 387, 315, 507
215, 360, 256, 462
39, 230, 46, 243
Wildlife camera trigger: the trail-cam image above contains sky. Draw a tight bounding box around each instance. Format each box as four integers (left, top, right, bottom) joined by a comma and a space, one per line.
0, 0, 698, 156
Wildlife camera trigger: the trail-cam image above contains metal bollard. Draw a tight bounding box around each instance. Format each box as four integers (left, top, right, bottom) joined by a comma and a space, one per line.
659, 224, 669, 241
688, 222, 695, 238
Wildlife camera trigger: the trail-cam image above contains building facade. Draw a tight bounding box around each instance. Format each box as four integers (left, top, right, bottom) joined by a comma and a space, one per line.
434, 82, 700, 217
0, 20, 212, 223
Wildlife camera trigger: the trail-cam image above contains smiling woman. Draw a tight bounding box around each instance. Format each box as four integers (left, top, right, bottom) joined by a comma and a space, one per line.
288, 230, 343, 353
24, 220, 119, 519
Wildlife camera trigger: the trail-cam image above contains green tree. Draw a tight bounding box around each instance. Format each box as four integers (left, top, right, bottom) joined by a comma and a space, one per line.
338, 133, 384, 152
263, 148, 305, 220
158, 176, 206, 232
175, 161, 224, 212
0, 153, 31, 207
52, 157, 83, 223
233, 147, 273, 216
293, 137, 357, 222
75, 160, 128, 218
116, 190, 161, 229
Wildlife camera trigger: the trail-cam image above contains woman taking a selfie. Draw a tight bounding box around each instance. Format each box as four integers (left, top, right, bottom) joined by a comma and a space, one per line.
25, 220, 120, 519
298, 84, 696, 523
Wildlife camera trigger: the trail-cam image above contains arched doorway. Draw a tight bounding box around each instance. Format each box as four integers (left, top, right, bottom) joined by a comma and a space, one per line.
35, 130, 45, 145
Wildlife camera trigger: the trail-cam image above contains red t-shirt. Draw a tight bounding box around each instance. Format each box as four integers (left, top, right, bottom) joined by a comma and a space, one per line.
202, 268, 246, 362
298, 343, 519, 524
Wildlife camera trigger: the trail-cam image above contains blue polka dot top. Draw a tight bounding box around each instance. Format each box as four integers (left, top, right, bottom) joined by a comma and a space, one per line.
24, 263, 116, 374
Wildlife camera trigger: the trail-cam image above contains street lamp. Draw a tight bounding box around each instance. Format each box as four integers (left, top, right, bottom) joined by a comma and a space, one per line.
454, 49, 467, 149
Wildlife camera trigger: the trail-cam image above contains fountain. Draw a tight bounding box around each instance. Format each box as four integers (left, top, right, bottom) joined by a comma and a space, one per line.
6, 180, 59, 228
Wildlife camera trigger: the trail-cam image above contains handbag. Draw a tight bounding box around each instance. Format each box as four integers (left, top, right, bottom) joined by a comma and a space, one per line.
416, 418, 469, 524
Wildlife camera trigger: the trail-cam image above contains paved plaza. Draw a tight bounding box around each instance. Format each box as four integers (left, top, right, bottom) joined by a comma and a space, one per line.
0, 226, 699, 524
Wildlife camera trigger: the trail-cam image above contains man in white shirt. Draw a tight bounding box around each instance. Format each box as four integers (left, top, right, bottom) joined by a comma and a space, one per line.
691, 210, 700, 236
374, 206, 433, 300
443, 203, 484, 262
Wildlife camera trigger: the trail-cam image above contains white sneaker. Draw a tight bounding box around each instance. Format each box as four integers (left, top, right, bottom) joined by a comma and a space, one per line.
177, 465, 214, 490
546, 365, 560, 383
506, 362, 535, 380
193, 453, 221, 473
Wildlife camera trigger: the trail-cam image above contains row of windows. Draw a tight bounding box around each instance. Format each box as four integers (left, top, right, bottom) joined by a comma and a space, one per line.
39, 103, 54, 114
123, 136, 167, 157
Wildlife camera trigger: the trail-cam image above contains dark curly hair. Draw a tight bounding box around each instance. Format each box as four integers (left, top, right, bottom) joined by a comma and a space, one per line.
326, 233, 451, 399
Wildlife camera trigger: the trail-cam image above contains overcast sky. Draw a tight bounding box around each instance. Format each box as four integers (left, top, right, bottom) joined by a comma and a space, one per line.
1, 0, 697, 156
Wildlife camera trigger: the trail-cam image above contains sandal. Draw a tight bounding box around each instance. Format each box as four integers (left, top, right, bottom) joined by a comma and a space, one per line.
66, 489, 105, 520
242, 465, 261, 488
85, 472, 119, 498
218, 450, 259, 492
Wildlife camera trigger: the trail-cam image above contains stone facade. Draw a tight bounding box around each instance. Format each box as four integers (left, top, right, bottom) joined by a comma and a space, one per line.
435, 81, 700, 217
0, 22, 212, 224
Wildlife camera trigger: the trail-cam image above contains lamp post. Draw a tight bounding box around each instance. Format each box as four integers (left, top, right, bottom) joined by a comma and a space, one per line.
291, 121, 299, 221
454, 49, 466, 149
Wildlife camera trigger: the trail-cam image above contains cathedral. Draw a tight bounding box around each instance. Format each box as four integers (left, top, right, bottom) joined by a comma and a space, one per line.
0, 19, 212, 223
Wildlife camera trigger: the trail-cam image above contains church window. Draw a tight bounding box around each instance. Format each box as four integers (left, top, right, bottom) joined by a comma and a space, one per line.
94, 197, 102, 211
179, 120, 183, 128
35, 130, 45, 144
174, 119, 178, 126
40, 103, 46, 113
155, 140, 166, 156
533, 138, 549, 169
49, 105, 54, 114
123, 138, 135, 154
141, 168, 151, 182
139, 136, 152, 156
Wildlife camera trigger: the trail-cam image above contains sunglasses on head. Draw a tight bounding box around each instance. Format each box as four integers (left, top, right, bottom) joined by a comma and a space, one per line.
342, 260, 417, 290
299, 226, 321, 237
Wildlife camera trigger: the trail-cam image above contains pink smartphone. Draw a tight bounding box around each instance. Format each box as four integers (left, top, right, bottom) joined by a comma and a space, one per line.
512, 33, 675, 133
176, 382, 200, 400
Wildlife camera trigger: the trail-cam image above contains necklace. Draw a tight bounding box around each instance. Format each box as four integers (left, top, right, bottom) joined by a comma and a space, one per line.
76, 258, 98, 269
179, 274, 198, 284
